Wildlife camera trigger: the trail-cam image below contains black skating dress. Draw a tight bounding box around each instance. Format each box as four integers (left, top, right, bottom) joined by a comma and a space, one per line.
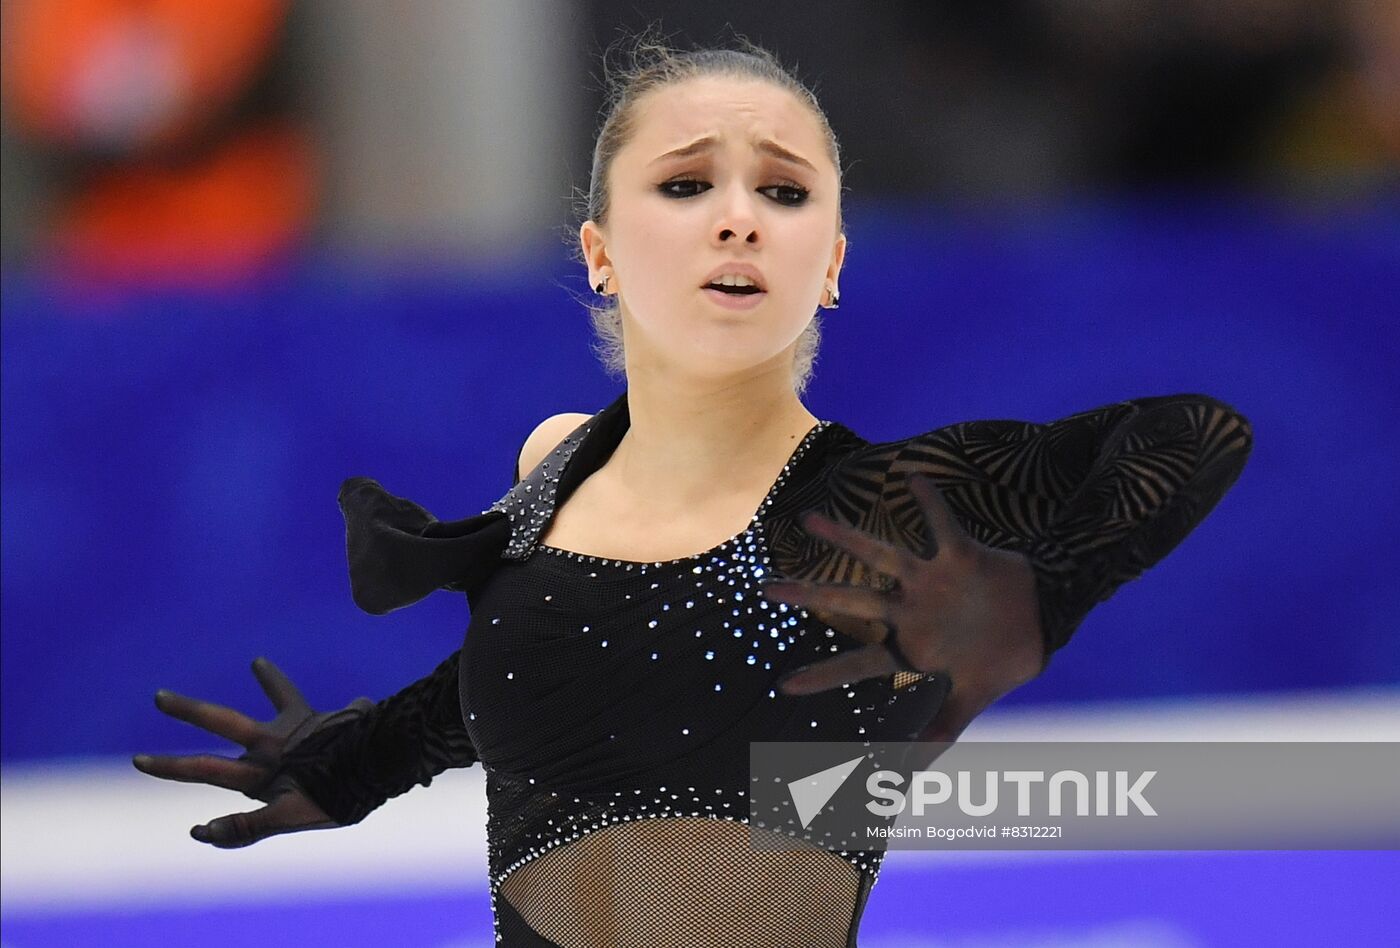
280, 390, 1253, 947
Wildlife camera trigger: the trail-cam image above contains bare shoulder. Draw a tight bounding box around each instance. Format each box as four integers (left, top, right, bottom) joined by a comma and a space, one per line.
516, 412, 594, 482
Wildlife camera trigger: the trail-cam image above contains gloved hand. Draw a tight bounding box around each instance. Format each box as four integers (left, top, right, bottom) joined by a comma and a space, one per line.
764, 474, 1045, 755
133, 656, 373, 849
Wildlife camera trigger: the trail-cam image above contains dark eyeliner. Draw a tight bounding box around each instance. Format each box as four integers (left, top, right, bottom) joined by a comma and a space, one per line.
658, 178, 708, 198
658, 178, 810, 206
762, 183, 810, 206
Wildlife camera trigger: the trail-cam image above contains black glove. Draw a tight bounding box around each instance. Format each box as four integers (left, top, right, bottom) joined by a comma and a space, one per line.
134, 656, 373, 849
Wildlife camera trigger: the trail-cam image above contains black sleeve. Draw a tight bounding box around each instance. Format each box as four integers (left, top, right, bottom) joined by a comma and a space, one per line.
278, 649, 476, 826
838, 394, 1254, 670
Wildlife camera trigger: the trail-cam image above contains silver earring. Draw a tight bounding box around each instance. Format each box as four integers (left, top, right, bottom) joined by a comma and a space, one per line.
823, 284, 840, 309
594, 274, 609, 295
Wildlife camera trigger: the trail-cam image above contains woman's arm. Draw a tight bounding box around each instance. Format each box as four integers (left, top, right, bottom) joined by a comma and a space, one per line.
277, 648, 476, 827
139, 424, 557, 841
136, 653, 476, 845
278, 420, 597, 825
277, 417, 598, 824
879, 393, 1254, 670
766, 393, 1253, 748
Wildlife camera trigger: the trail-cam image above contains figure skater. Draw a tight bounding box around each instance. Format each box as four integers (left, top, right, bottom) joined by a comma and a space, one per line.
134, 33, 1253, 948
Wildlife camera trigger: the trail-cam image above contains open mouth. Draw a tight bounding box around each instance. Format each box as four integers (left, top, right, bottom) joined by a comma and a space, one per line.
703, 283, 764, 296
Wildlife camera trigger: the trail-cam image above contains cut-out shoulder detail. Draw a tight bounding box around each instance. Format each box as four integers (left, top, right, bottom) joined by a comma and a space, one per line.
516, 413, 593, 486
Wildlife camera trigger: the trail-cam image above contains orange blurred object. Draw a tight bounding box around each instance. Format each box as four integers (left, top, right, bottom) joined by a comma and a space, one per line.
1, 0, 314, 282
47, 121, 317, 282
2, 0, 287, 151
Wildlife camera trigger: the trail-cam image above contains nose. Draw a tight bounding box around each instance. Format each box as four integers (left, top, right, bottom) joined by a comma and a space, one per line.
712, 184, 760, 245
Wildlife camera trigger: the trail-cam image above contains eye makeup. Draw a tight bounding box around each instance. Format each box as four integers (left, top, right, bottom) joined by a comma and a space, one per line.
657, 177, 811, 206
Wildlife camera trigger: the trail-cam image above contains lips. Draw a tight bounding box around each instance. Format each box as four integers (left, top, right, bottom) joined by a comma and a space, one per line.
704, 282, 763, 296
700, 262, 768, 292
701, 285, 767, 310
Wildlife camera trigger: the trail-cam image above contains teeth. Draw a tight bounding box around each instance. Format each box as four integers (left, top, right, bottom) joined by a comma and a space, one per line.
711, 274, 759, 288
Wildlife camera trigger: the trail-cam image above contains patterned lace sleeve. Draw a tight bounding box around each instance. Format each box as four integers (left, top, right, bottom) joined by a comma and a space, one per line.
278, 649, 477, 826
840, 394, 1253, 671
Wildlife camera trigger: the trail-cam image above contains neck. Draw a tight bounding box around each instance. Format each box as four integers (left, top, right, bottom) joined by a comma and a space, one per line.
611, 365, 820, 509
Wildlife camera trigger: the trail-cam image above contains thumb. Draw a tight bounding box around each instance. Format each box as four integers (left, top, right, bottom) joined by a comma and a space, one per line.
909, 687, 987, 770
922, 691, 976, 744
191, 792, 336, 849
192, 805, 277, 849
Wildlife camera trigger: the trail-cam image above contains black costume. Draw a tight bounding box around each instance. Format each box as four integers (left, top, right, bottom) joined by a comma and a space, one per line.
281, 390, 1252, 947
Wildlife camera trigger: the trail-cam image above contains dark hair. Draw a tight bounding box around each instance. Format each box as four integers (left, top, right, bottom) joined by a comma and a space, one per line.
568, 27, 847, 395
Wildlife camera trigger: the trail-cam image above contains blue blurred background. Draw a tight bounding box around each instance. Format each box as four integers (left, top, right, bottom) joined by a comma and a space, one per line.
3, 2, 1397, 946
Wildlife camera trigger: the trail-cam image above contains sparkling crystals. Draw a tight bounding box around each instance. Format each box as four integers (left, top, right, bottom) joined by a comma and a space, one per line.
474, 419, 898, 929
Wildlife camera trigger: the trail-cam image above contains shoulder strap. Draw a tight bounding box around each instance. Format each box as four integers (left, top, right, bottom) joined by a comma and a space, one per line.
486, 391, 630, 561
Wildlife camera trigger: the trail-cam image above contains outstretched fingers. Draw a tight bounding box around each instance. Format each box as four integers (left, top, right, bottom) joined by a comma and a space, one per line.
190, 792, 338, 849
191, 804, 278, 849
152, 690, 260, 747
250, 657, 310, 715
907, 474, 971, 555
799, 510, 922, 576
776, 643, 897, 696
132, 753, 266, 794
761, 578, 895, 627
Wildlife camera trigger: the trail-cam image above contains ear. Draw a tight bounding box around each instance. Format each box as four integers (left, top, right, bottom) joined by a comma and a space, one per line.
580, 220, 612, 287
825, 231, 847, 291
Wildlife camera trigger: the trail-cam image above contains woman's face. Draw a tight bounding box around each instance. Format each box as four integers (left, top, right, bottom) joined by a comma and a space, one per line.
582, 75, 846, 385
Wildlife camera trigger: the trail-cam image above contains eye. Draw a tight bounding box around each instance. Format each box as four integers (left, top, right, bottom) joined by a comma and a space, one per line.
658, 177, 710, 198
657, 177, 810, 207
760, 182, 810, 207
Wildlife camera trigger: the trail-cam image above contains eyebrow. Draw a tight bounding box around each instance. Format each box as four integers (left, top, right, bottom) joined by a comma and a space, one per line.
648, 135, 818, 173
